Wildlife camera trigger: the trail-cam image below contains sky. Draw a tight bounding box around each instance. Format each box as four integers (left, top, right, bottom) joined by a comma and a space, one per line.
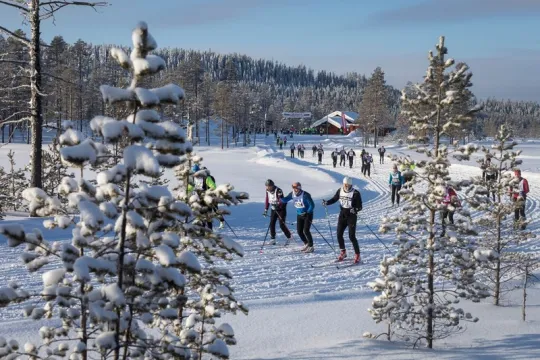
1, 0, 540, 101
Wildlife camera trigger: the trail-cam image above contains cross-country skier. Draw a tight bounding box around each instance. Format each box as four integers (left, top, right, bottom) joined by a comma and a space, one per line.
509, 169, 529, 228
317, 146, 324, 164
482, 157, 498, 201
263, 179, 292, 245
190, 164, 225, 230
363, 153, 373, 177
282, 182, 315, 252
312, 145, 317, 157
322, 176, 362, 263
347, 148, 356, 168
389, 164, 404, 207
290, 143, 295, 158
297, 144, 303, 158
331, 148, 339, 168
339, 148, 346, 167
440, 184, 460, 236
279, 139, 283, 150
360, 149, 366, 173
283, 137, 287, 146
378, 146, 386, 164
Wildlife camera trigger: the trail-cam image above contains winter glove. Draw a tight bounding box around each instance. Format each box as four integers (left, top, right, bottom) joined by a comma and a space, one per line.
322, 200, 327, 206
350, 209, 356, 215
263, 209, 268, 217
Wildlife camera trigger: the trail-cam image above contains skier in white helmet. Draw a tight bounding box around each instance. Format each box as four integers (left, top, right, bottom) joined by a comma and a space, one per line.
322, 176, 362, 264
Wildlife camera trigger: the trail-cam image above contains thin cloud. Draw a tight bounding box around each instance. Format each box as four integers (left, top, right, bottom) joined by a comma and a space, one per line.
360, 0, 540, 28
149, 0, 303, 28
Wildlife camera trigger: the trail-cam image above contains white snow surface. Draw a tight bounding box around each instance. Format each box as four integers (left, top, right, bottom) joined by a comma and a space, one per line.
1, 135, 540, 359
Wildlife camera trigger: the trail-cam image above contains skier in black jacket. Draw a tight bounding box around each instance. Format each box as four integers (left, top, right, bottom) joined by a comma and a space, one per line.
339, 148, 347, 167
347, 148, 356, 168
322, 176, 362, 264
331, 148, 339, 168
263, 179, 292, 245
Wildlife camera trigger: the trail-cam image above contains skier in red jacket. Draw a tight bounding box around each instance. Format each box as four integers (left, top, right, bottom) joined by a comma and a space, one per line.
509, 169, 529, 227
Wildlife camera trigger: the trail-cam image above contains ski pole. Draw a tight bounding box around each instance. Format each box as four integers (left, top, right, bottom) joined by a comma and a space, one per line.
260, 215, 272, 252
309, 221, 337, 256
323, 204, 337, 251
358, 217, 391, 253
222, 218, 239, 239
275, 211, 299, 246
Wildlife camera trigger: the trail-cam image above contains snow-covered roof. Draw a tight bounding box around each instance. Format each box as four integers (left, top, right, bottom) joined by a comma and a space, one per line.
311, 116, 350, 129
310, 110, 359, 128
326, 111, 359, 122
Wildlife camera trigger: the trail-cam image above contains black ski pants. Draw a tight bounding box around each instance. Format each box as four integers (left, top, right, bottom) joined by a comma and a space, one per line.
379, 154, 384, 164
336, 211, 360, 254
348, 157, 354, 168
485, 175, 496, 201
332, 157, 337, 167
391, 184, 402, 205
441, 209, 454, 234
363, 164, 371, 177
290, 150, 294, 158
318, 153, 323, 164
297, 213, 314, 246
340, 156, 346, 166
514, 196, 526, 221
270, 208, 291, 239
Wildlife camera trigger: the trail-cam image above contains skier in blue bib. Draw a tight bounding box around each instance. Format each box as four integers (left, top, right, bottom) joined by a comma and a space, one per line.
281, 182, 316, 253
388, 164, 404, 207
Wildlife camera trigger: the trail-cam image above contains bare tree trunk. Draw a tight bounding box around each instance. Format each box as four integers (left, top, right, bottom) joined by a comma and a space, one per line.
221, 119, 224, 150
494, 219, 502, 305
522, 265, 529, 321
29, 0, 43, 189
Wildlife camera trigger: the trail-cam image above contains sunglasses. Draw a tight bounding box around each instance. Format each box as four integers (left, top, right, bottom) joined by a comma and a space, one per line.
292, 184, 301, 189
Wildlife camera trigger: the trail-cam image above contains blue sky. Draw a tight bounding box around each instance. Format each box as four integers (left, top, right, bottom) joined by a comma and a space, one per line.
1, 0, 540, 101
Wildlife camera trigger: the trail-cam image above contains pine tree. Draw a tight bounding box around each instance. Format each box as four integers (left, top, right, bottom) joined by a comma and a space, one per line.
0, 22, 248, 360
357, 67, 392, 147
41, 138, 75, 197
368, 37, 488, 349
464, 125, 536, 305
0, 150, 28, 212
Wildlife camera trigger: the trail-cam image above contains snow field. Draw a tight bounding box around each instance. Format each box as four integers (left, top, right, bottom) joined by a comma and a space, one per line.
0, 134, 539, 359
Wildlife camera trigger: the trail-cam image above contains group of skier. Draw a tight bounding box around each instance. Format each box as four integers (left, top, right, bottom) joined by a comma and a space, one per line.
264, 176, 363, 263
259, 140, 532, 264
290, 144, 306, 158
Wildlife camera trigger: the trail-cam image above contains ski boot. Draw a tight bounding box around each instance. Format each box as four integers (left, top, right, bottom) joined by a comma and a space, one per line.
353, 253, 361, 264
337, 250, 347, 262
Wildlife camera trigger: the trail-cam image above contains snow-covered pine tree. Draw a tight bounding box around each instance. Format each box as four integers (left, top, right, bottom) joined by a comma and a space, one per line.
172, 151, 249, 358
0, 150, 28, 212
368, 36, 489, 349
0, 22, 247, 360
42, 137, 75, 197
464, 125, 536, 305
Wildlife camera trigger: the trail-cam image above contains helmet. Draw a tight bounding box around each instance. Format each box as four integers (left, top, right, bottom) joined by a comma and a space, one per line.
265, 179, 275, 187
191, 164, 200, 172
343, 176, 352, 185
